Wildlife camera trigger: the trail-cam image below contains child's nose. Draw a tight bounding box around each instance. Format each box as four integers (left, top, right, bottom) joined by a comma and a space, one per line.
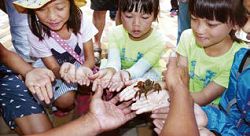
195, 22, 206, 34
48, 10, 57, 21
133, 18, 140, 26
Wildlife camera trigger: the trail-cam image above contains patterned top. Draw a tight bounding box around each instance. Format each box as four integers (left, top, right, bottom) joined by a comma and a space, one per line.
177, 29, 247, 104
106, 25, 167, 79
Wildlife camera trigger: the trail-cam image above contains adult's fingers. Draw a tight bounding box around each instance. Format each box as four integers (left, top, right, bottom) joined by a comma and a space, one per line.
92, 85, 103, 99
40, 86, 51, 104
45, 82, 53, 99
118, 100, 133, 109
34, 86, 45, 102
124, 112, 136, 122
110, 95, 120, 104
46, 69, 55, 81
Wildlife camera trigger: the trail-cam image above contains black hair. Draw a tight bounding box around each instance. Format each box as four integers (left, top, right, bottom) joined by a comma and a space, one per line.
28, 0, 82, 40
189, 0, 248, 42
118, 0, 159, 20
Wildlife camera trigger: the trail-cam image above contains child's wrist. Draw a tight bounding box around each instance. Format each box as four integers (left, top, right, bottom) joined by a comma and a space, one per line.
124, 70, 131, 80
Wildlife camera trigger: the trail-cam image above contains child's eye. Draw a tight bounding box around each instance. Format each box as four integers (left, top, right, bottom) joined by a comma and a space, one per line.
56, 6, 65, 11
125, 15, 133, 18
142, 16, 150, 19
207, 23, 218, 27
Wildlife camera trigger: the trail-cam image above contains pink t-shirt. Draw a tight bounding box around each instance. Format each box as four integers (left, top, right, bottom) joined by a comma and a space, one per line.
29, 14, 98, 65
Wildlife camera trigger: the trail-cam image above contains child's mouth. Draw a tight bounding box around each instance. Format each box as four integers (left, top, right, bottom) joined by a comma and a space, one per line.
132, 30, 141, 35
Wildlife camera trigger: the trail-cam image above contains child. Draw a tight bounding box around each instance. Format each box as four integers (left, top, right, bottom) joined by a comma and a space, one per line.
91, 0, 170, 92
13, 0, 97, 112
0, 43, 53, 134
176, 0, 248, 106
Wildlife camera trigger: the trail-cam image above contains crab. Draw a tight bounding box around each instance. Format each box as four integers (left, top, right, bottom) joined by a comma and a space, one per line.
134, 79, 162, 99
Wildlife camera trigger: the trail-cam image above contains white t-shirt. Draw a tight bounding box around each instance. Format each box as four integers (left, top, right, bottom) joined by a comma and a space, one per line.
29, 14, 98, 65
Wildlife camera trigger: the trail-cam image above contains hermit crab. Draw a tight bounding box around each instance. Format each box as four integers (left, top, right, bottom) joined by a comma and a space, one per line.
134, 79, 162, 99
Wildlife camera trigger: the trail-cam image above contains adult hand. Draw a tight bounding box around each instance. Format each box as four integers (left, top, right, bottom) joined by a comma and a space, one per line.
162, 52, 189, 93
108, 70, 129, 92
131, 89, 170, 114
76, 66, 93, 86
25, 68, 55, 104
89, 68, 116, 91
150, 104, 208, 134
151, 106, 169, 135
89, 86, 136, 133
60, 62, 76, 83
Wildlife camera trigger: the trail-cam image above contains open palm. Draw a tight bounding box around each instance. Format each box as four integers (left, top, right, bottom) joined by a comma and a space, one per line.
89, 87, 136, 132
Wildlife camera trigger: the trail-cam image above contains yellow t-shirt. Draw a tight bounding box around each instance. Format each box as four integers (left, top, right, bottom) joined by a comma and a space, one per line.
108, 25, 167, 75
177, 29, 247, 105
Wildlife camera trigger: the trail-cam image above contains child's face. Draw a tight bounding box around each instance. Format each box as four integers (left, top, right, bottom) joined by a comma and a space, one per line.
191, 15, 233, 48
243, 0, 250, 39
121, 11, 154, 40
35, 0, 70, 32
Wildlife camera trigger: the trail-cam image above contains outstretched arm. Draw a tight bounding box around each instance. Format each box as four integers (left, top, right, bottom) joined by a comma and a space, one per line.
0, 43, 33, 77
28, 86, 136, 136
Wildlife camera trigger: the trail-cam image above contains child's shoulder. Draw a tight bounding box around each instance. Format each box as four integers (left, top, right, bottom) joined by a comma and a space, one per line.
231, 41, 249, 53
181, 29, 194, 38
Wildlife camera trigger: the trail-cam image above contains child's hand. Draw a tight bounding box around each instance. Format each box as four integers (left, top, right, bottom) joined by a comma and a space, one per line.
89, 68, 116, 91
76, 66, 93, 86
194, 104, 208, 127
151, 106, 169, 135
60, 62, 76, 83
119, 78, 144, 101
108, 70, 130, 92
199, 127, 215, 136
150, 104, 208, 135
131, 90, 170, 114
25, 68, 55, 104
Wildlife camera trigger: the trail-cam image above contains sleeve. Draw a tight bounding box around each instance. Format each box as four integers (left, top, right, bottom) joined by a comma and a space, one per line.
80, 15, 98, 43
202, 106, 241, 135
127, 37, 166, 79
105, 48, 121, 71
28, 31, 52, 58
103, 27, 122, 71
213, 68, 230, 88
176, 29, 192, 57
107, 27, 121, 49
126, 58, 152, 79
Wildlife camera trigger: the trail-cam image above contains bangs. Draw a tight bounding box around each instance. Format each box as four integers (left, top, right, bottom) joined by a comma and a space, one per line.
119, 0, 159, 17
189, 0, 233, 23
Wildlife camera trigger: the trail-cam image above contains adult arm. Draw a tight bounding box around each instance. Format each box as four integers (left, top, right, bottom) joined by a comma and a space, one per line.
28, 86, 136, 136
0, 43, 33, 77
161, 55, 199, 136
